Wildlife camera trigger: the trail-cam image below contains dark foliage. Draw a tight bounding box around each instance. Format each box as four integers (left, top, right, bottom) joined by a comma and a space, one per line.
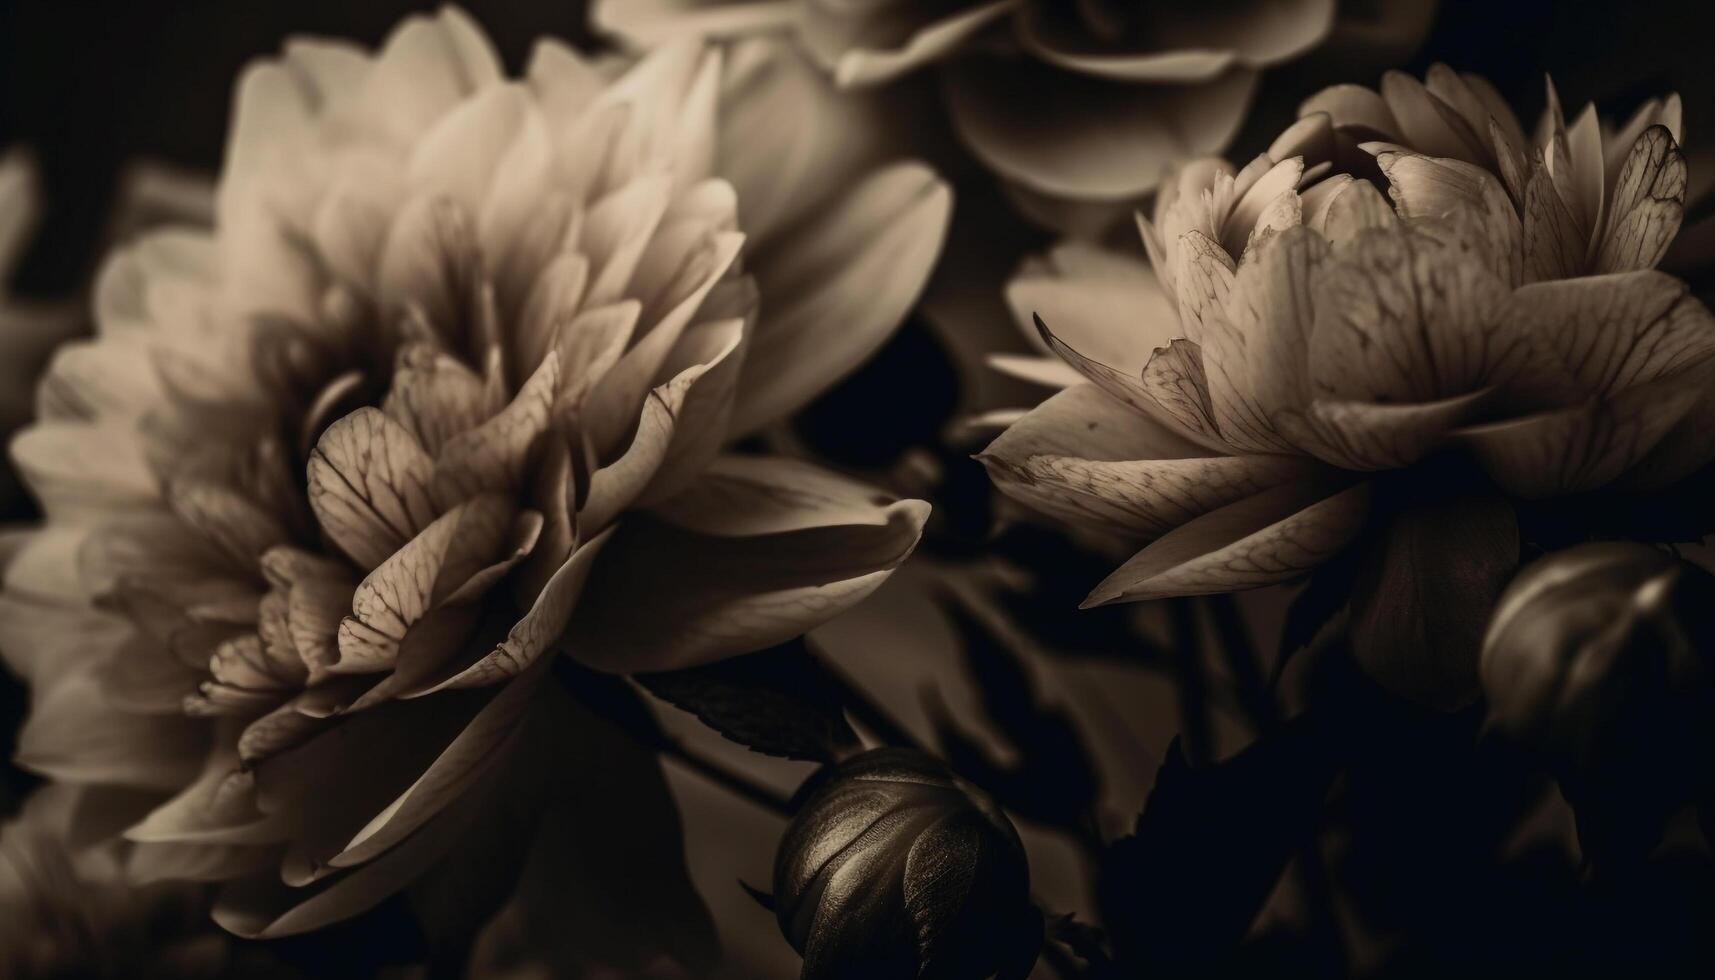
638, 640, 860, 764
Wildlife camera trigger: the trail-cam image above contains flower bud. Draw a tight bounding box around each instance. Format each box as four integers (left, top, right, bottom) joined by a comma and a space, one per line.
773, 748, 1039, 980
1480, 543, 1715, 862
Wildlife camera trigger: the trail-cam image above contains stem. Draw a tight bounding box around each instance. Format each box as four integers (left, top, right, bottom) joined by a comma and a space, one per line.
552, 655, 796, 818
658, 736, 795, 818
809, 642, 934, 756
1166, 598, 1213, 766
1204, 593, 1277, 731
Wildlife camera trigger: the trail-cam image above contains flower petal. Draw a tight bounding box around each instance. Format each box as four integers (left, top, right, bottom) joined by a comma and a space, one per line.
1277, 389, 1492, 471
1310, 223, 1511, 404
413, 526, 618, 693
566, 463, 928, 673
830, 1, 1019, 88
1595, 125, 1686, 274
307, 408, 438, 571
943, 56, 1256, 199
17, 665, 207, 790
335, 493, 517, 674
1460, 381, 1702, 497
733, 162, 949, 433
1083, 481, 1370, 606
1349, 492, 1517, 710
581, 318, 746, 533
593, 0, 797, 44
430, 353, 559, 504
327, 664, 546, 873
1006, 240, 1177, 377
1503, 271, 1715, 400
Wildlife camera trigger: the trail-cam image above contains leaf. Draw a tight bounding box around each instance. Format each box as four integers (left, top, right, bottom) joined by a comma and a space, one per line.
636, 638, 860, 763
1097, 716, 1337, 968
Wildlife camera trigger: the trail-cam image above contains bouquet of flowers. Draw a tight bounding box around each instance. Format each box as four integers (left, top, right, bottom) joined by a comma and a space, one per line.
3, 2, 1715, 977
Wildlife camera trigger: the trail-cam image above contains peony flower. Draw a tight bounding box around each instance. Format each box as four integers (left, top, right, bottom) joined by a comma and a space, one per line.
0, 7, 947, 939
981, 69, 1715, 705
593, 0, 1436, 232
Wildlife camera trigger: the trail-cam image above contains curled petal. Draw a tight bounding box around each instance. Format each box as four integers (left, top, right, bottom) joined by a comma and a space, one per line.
734, 162, 950, 433
1277, 389, 1492, 471
566, 459, 928, 673
413, 525, 617, 693
1595, 125, 1686, 275
832, 0, 1020, 88
581, 318, 746, 532
1460, 381, 1702, 498
1084, 481, 1370, 606
307, 408, 438, 571
1007, 240, 1177, 377
943, 57, 1256, 200
1502, 271, 1715, 401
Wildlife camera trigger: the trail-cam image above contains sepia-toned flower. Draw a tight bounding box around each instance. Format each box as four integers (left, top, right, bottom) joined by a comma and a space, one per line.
593, 0, 1436, 232
0, 150, 83, 516
0, 785, 297, 979
0, 6, 945, 938
981, 68, 1715, 705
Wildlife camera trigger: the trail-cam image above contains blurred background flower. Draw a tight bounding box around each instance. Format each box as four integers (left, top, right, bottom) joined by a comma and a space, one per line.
0, 784, 301, 979
593, 0, 1437, 236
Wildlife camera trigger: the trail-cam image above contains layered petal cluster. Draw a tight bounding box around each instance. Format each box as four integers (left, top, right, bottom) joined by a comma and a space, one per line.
983, 70, 1714, 647
0, 786, 278, 979
595, 0, 1435, 230
1, 150, 82, 515
1304, 66, 1687, 279
1, 8, 945, 937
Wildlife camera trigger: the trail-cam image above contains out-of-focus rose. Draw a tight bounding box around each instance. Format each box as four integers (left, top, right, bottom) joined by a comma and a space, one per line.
593, 1, 1436, 233
0, 6, 946, 938
1480, 543, 1715, 863
774, 747, 1038, 980
980, 70, 1715, 706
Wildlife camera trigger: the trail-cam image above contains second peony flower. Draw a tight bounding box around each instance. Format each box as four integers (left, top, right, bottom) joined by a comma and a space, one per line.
982, 65, 1715, 707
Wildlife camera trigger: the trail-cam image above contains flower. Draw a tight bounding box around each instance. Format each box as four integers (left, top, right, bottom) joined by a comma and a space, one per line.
0, 786, 295, 979
0, 6, 947, 938
1481, 543, 1715, 863
1303, 66, 1687, 279
593, 0, 1436, 232
980, 68, 1715, 705
0, 150, 83, 517
773, 747, 1039, 980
